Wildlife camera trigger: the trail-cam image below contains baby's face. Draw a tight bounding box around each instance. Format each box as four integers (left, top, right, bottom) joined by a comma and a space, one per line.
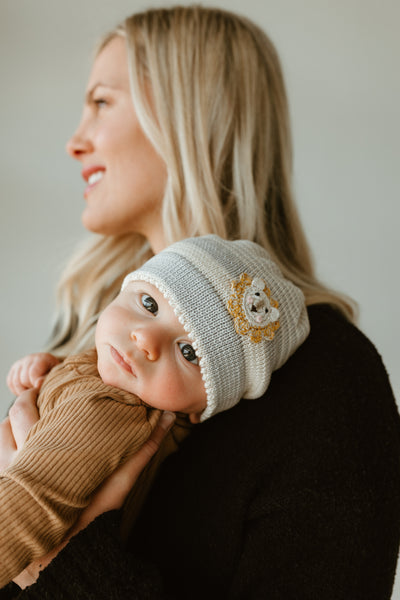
95, 280, 207, 423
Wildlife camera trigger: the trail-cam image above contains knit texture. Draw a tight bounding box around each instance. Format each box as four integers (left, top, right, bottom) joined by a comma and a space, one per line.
123, 235, 310, 420
4, 306, 400, 599
0, 513, 164, 600
0, 350, 165, 587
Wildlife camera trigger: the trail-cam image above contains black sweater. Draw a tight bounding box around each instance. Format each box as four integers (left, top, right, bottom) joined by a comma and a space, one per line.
3, 305, 400, 599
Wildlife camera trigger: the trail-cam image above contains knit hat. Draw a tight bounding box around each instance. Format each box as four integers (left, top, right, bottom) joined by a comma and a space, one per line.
122, 235, 310, 421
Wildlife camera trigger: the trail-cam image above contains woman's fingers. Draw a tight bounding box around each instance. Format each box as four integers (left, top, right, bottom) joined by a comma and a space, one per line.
0, 390, 40, 471
13, 542, 64, 590
12, 411, 176, 590
118, 410, 176, 483
0, 417, 17, 470
13, 564, 43, 590
72, 411, 176, 531
8, 389, 40, 450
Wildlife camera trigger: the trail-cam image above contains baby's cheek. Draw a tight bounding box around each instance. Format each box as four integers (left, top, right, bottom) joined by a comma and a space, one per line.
97, 354, 113, 387
153, 370, 187, 411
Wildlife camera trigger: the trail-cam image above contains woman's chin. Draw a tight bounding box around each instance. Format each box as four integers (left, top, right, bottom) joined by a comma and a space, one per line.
81, 209, 99, 233
81, 210, 114, 236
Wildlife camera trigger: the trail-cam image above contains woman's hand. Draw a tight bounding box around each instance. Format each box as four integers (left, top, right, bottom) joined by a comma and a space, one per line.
7, 353, 61, 395
0, 388, 40, 470
12, 410, 176, 590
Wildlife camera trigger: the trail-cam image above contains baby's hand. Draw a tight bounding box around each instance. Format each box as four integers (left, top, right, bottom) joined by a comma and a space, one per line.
6, 353, 61, 395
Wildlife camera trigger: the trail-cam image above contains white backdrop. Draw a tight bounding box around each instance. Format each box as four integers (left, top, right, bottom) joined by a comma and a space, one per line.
1, 0, 399, 595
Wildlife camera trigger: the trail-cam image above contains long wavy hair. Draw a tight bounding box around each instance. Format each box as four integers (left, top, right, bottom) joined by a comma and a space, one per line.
49, 5, 356, 356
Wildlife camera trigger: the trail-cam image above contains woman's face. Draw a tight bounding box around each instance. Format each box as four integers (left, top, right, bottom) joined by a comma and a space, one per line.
66, 36, 167, 252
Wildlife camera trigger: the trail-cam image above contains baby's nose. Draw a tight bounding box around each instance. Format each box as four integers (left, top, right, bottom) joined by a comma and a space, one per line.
130, 329, 161, 361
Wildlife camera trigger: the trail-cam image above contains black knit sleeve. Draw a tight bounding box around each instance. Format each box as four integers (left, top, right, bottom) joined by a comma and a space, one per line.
11, 512, 164, 600
0, 582, 19, 600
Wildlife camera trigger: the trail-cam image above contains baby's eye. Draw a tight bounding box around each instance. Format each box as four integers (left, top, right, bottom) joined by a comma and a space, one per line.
141, 294, 158, 315
179, 343, 198, 365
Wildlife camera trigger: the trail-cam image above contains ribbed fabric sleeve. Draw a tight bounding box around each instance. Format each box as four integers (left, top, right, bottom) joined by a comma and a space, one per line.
0, 350, 161, 587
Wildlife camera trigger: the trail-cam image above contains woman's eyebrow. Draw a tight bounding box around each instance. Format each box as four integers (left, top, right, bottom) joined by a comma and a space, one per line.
85, 82, 120, 103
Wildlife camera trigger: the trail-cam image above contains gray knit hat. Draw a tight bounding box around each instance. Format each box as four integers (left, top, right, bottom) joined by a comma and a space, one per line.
122, 235, 310, 421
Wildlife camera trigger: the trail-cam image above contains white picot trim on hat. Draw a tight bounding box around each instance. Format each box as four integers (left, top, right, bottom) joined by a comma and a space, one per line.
227, 273, 280, 343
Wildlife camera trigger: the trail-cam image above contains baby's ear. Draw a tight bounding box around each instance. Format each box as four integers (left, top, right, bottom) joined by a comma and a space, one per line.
189, 411, 202, 424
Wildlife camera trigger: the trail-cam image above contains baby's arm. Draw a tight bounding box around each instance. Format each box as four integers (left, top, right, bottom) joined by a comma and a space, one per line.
0, 391, 160, 587
7, 354, 61, 395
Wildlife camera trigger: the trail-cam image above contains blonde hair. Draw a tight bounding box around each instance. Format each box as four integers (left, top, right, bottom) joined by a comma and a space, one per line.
50, 5, 356, 355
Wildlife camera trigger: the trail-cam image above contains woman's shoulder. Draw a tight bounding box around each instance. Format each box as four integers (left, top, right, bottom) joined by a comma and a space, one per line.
189, 303, 399, 466
306, 303, 383, 362
295, 303, 393, 393
268, 303, 398, 429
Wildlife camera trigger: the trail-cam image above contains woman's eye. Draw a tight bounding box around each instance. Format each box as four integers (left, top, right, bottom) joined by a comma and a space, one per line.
93, 98, 107, 108
179, 343, 198, 365
141, 294, 158, 315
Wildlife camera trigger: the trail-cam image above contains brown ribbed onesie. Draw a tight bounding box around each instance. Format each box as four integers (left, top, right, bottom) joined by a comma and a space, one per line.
0, 349, 191, 587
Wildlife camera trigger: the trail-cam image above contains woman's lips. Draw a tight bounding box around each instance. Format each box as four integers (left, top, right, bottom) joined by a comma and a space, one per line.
110, 346, 134, 375
82, 166, 105, 197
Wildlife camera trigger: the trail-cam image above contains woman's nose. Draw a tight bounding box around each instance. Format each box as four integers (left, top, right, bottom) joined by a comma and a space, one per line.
66, 126, 93, 160
130, 329, 161, 361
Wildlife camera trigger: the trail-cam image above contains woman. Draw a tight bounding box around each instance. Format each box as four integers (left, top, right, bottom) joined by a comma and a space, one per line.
2, 6, 400, 599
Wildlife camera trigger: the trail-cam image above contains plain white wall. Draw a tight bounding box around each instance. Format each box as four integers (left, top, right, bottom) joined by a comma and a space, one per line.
1, 0, 399, 594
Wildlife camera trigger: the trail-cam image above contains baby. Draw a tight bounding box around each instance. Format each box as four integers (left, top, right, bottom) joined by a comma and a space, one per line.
1, 235, 310, 587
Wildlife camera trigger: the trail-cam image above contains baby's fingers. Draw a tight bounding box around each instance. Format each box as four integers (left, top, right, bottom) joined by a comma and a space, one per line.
7, 353, 60, 395
27, 353, 61, 389
7, 360, 25, 396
